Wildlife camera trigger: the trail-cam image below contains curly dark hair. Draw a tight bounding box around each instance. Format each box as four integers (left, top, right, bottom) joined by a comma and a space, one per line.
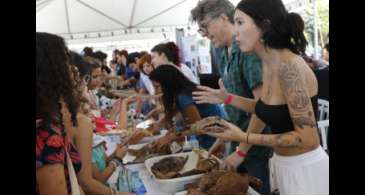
36, 32, 81, 126
149, 65, 197, 125
69, 50, 89, 78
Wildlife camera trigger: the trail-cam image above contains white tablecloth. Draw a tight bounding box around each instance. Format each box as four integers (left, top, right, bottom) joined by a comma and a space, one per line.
107, 163, 172, 195
107, 162, 260, 195
103, 135, 260, 195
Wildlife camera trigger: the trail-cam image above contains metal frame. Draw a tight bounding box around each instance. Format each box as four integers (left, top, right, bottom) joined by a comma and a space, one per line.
134, 0, 188, 26
129, 0, 138, 28
75, 0, 128, 28
64, 0, 71, 34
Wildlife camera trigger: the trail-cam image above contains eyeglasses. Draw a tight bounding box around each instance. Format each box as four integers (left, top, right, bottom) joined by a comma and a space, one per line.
197, 17, 216, 35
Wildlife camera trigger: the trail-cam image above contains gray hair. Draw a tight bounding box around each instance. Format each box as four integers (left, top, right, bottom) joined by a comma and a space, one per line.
190, 0, 235, 23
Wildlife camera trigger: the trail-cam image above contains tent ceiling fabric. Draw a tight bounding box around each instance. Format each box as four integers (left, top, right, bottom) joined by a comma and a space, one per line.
36, 0, 304, 40
36, 0, 197, 37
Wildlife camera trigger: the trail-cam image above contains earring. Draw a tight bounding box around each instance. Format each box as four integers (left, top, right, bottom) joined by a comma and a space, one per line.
260, 38, 265, 43
290, 37, 295, 44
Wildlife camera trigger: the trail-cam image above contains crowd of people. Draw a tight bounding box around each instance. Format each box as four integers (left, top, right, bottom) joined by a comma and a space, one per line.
36, 0, 329, 194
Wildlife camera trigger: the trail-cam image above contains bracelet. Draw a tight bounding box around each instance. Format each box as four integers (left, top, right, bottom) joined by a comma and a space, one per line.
246, 132, 250, 144
109, 161, 117, 169
224, 94, 233, 105
112, 159, 121, 167
235, 146, 247, 158
110, 159, 121, 169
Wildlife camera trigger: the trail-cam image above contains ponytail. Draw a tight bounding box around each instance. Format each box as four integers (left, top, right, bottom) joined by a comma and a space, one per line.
165, 42, 182, 66
286, 12, 308, 55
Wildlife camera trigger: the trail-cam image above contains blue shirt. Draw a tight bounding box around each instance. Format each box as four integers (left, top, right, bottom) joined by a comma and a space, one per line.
125, 67, 135, 79
176, 94, 228, 150
116, 64, 126, 76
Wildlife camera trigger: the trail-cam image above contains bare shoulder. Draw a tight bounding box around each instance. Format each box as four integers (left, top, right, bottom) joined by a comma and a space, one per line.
277, 59, 303, 89
278, 55, 317, 97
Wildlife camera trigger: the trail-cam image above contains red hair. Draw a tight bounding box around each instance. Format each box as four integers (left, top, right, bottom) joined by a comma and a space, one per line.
138, 54, 154, 74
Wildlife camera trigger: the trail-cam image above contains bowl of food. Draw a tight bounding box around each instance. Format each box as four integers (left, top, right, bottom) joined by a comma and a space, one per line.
144, 151, 221, 193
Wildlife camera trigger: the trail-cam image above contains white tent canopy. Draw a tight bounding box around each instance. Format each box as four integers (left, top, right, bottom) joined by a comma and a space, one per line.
36, 0, 304, 41
36, 0, 205, 41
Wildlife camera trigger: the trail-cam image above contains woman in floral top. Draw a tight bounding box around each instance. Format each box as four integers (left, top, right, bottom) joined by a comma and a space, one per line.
36, 32, 84, 195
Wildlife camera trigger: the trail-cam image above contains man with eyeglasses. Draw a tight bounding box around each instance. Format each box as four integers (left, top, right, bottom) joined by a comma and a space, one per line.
191, 0, 271, 194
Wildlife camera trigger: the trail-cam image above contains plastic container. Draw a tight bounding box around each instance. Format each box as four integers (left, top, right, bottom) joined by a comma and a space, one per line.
182, 136, 192, 152
174, 187, 260, 195
189, 136, 200, 151
144, 152, 205, 193
122, 143, 149, 164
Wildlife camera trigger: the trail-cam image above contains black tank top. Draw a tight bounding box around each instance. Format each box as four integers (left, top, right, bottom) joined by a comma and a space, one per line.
255, 95, 318, 134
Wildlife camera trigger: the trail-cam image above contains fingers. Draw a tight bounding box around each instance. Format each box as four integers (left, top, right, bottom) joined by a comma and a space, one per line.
203, 127, 226, 133
221, 160, 236, 171
204, 131, 223, 138
192, 90, 211, 97
193, 97, 211, 104
218, 79, 226, 91
221, 161, 235, 171
196, 85, 215, 93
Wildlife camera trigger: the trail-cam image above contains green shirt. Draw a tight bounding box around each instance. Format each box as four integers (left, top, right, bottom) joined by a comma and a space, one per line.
219, 40, 272, 162
92, 146, 107, 171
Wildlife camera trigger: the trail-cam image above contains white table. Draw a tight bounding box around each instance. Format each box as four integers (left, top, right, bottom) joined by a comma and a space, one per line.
107, 163, 172, 195
103, 134, 260, 195
107, 162, 260, 195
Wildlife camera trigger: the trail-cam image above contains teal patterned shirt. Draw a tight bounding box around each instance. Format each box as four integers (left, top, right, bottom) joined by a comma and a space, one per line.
219, 40, 272, 162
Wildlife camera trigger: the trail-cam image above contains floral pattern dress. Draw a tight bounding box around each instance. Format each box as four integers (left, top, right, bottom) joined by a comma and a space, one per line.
36, 119, 82, 194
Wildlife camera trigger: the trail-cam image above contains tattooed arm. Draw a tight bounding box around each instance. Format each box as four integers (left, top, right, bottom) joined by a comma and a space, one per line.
206, 63, 319, 148
246, 63, 319, 148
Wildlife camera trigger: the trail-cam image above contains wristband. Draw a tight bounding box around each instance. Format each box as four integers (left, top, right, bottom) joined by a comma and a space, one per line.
110, 159, 121, 168
224, 94, 233, 105
235, 146, 247, 158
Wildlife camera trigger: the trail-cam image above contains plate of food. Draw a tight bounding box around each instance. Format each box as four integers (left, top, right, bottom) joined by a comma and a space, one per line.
123, 141, 183, 165
144, 151, 222, 193
183, 169, 262, 195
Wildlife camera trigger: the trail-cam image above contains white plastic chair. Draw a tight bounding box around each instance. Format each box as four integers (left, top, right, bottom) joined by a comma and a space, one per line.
317, 120, 329, 151
317, 99, 329, 121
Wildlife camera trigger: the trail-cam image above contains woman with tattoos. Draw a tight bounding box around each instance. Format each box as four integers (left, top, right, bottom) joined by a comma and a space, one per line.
192, 0, 329, 194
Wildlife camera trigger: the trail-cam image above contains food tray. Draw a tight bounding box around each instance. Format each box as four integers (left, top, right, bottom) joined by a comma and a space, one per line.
144, 152, 220, 193
122, 143, 149, 165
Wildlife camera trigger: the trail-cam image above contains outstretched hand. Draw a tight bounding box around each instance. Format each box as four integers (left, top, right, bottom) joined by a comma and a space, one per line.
203, 119, 246, 143
192, 79, 228, 104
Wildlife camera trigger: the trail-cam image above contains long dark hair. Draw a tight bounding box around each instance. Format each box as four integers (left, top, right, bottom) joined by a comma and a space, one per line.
151, 42, 181, 67
149, 65, 197, 124
69, 51, 89, 78
236, 0, 307, 55
36, 32, 81, 127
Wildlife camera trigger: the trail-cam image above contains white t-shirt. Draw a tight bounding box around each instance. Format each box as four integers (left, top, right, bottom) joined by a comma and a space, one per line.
180, 64, 200, 84
140, 73, 155, 95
